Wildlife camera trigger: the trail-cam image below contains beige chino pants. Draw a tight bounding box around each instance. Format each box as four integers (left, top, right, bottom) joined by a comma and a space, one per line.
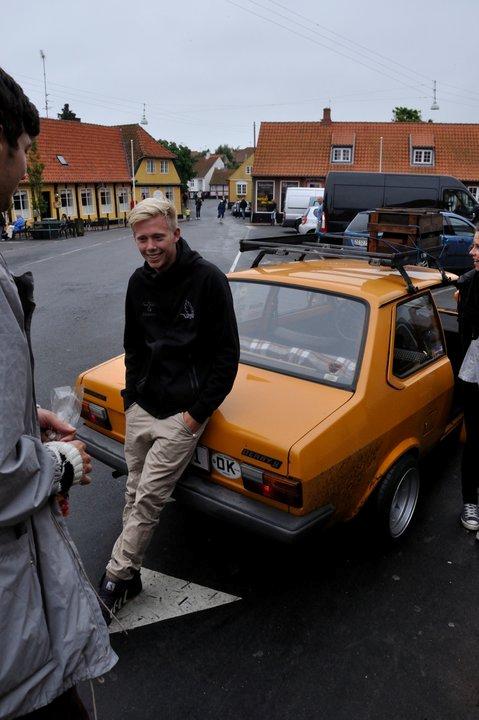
107, 403, 207, 581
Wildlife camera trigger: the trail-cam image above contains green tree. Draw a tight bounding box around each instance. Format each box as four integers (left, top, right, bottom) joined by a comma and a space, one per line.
392, 107, 422, 122
157, 139, 195, 193
58, 103, 81, 121
27, 140, 46, 219
215, 144, 239, 169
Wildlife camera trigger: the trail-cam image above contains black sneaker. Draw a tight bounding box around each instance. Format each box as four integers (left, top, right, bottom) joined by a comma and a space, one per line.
98, 570, 142, 626
460, 504, 479, 531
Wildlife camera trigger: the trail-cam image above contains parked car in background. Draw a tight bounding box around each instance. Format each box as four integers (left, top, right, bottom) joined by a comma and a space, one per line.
298, 204, 323, 235
342, 211, 475, 273
231, 201, 251, 218
322, 171, 479, 233
77, 240, 462, 544
283, 187, 324, 230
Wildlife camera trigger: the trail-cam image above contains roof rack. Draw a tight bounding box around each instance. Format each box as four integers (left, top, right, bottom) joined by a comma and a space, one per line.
239, 238, 450, 294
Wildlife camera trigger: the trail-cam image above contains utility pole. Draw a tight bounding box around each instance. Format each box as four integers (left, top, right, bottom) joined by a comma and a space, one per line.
131, 139, 136, 207
253, 121, 256, 150
40, 49, 49, 117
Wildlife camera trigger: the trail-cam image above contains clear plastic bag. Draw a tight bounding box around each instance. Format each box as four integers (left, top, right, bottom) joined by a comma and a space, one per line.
50, 385, 84, 426
458, 338, 479, 384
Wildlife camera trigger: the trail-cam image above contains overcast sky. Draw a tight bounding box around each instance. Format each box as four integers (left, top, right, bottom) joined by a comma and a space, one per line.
3, 0, 477, 151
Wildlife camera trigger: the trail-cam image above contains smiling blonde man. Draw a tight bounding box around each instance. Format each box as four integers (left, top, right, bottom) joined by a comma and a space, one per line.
98, 197, 239, 623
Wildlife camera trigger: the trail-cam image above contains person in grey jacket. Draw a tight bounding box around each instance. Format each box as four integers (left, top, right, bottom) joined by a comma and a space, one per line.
0, 68, 117, 719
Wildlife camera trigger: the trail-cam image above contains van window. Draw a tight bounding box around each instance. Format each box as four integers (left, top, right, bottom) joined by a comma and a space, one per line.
384, 186, 437, 207
443, 189, 476, 215
346, 211, 370, 233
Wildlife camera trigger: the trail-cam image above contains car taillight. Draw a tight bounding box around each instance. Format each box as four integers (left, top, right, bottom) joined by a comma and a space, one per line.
320, 210, 327, 232
301, 215, 307, 224
242, 464, 302, 507
81, 400, 112, 430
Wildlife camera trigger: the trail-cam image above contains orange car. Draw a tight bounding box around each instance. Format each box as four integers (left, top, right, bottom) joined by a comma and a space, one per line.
77, 242, 462, 542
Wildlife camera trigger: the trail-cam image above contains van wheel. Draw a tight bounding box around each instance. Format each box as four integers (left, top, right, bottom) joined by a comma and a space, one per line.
375, 455, 420, 541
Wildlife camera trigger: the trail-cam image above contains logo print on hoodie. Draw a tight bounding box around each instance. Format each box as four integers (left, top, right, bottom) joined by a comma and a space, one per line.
142, 300, 157, 317
180, 299, 195, 320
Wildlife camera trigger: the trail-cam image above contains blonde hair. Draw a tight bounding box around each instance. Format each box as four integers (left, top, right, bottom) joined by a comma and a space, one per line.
128, 196, 178, 233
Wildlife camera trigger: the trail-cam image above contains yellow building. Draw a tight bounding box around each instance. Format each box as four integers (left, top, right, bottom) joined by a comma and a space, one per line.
228, 152, 254, 204
12, 119, 182, 224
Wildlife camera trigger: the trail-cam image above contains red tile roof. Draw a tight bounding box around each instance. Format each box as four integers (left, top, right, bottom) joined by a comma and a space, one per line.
29, 118, 175, 184
117, 124, 175, 175
210, 168, 231, 185
254, 121, 479, 182
193, 154, 223, 178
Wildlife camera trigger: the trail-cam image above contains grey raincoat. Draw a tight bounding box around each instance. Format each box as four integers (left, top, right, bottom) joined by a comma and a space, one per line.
0, 254, 117, 719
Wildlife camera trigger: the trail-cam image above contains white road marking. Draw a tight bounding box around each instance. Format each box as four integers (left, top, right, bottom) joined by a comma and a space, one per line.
25, 236, 129, 266
109, 567, 240, 634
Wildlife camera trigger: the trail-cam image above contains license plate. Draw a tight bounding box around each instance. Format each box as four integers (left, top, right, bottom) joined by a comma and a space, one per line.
211, 452, 242, 480
191, 444, 209, 471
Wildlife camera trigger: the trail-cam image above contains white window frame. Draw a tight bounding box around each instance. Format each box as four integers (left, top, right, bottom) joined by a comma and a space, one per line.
13, 189, 30, 217
255, 180, 275, 213
468, 186, 479, 200
60, 188, 75, 216
412, 148, 434, 166
80, 187, 94, 215
146, 159, 156, 174
140, 187, 150, 200
245, 165, 252, 175
236, 182, 247, 195
117, 186, 130, 212
163, 187, 174, 201
331, 146, 352, 164
160, 160, 169, 174
99, 187, 112, 213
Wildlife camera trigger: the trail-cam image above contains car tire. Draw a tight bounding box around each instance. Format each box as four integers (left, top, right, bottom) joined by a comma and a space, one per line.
374, 455, 420, 541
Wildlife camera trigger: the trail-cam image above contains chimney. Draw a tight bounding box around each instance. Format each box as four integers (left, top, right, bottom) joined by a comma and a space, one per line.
321, 107, 332, 125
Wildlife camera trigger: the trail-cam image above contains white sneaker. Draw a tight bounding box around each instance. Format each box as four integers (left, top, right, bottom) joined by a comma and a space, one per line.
461, 503, 479, 531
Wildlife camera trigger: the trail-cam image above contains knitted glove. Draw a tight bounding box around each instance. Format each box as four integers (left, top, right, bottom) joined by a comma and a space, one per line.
45, 441, 84, 495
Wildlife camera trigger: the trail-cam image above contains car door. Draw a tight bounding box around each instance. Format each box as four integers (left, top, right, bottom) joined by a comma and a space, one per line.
387, 292, 454, 453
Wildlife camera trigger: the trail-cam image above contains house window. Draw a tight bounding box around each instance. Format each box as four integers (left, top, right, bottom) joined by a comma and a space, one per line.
245, 165, 252, 175
163, 187, 174, 201
412, 148, 434, 166
160, 160, 169, 174
56, 155, 68, 165
140, 187, 150, 200
256, 180, 275, 212
80, 188, 94, 215
331, 146, 352, 163
13, 190, 30, 215
60, 188, 75, 216
146, 159, 155, 174
468, 186, 479, 200
99, 187, 112, 212
117, 186, 130, 211
237, 182, 247, 195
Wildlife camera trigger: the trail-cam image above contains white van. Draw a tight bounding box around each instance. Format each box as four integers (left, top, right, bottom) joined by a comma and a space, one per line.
282, 187, 324, 230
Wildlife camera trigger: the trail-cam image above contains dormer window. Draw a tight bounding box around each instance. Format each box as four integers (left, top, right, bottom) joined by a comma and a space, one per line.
57, 155, 68, 165
331, 146, 352, 164
412, 148, 434, 166
245, 165, 252, 175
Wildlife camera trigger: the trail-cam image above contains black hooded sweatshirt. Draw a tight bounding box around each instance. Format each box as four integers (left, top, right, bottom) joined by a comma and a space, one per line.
457, 269, 479, 356
121, 237, 239, 423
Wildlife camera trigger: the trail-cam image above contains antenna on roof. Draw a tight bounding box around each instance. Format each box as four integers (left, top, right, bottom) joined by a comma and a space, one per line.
39, 49, 49, 117
140, 103, 148, 125
430, 80, 439, 111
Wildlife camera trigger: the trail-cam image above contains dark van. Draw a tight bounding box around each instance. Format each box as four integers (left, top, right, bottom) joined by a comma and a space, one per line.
322, 172, 479, 233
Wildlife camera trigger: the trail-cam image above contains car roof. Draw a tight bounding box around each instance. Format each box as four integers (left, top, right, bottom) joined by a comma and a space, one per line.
229, 258, 452, 306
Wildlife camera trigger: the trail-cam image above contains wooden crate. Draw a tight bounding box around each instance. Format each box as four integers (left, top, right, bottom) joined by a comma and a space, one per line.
367, 208, 443, 254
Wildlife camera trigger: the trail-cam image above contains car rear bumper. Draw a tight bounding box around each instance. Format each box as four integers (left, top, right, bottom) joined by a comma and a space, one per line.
78, 423, 335, 543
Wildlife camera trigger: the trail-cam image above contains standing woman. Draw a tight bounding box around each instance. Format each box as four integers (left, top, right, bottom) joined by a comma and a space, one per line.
457, 231, 479, 532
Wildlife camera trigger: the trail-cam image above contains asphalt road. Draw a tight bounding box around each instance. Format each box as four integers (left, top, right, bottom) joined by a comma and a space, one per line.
3, 201, 479, 720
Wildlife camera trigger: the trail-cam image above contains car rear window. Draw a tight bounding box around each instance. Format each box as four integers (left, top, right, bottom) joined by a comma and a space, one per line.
230, 280, 367, 389
346, 212, 370, 233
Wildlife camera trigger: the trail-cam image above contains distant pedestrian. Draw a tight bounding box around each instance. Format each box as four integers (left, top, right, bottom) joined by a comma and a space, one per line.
217, 198, 226, 222
195, 196, 203, 219
270, 200, 277, 226
239, 198, 247, 220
